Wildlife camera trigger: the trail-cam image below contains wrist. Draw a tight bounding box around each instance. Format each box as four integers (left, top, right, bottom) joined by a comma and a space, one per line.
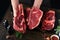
33, 4, 40, 9
33, 0, 43, 8
13, 10, 18, 17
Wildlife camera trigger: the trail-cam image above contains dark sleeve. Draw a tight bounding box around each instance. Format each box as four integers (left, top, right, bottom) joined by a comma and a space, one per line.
40, 0, 51, 12
19, 0, 34, 7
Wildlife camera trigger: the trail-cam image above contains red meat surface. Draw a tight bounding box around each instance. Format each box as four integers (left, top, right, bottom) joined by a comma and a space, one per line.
26, 7, 43, 30
41, 10, 55, 30
13, 4, 26, 33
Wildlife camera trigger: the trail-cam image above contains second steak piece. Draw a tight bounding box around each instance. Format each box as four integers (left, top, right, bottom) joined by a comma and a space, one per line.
13, 4, 26, 33
26, 7, 43, 30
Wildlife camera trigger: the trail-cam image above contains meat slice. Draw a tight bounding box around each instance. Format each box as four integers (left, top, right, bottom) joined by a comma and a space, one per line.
26, 7, 43, 30
13, 4, 26, 33
41, 10, 55, 30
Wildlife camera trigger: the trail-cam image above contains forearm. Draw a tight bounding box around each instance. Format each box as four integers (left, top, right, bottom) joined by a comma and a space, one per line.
33, 0, 43, 8
11, 0, 19, 13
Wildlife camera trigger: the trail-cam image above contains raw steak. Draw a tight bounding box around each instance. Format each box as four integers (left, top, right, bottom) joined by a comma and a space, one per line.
41, 10, 55, 30
26, 7, 43, 30
13, 4, 26, 33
